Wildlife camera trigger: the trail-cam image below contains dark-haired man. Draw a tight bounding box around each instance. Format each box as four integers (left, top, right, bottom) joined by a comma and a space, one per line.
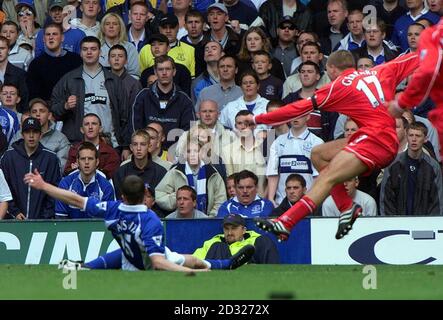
2, 117, 61, 219
131, 55, 195, 149
56, 141, 115, 219
26, 23, 82, 101
51, 36, 129, 150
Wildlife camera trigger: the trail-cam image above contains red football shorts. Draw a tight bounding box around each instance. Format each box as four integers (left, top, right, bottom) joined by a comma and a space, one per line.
343, 126, 398, 173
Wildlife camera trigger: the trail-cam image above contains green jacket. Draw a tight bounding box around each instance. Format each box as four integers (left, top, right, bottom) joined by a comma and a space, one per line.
193, 230, 280, 264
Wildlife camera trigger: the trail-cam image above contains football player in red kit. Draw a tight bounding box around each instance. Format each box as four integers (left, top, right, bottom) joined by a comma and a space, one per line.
246, 50, 418, 241
389, 17, 443, 159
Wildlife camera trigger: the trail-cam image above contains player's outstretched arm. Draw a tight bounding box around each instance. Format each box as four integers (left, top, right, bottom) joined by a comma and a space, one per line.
254, 97, 314, 126
150, 255, 209, 272
24, 169, 86, 210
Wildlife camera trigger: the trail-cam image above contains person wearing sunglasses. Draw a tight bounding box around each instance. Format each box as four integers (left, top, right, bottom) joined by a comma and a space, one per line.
258, 0, 313, 42
15, 1, 40, 49
272, 16, 298, 79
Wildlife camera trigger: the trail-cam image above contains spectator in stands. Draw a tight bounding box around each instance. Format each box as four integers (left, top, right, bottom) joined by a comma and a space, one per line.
64, 113, 120, 179
127, 1, 151, 52
11, 98, 70, 170
1, 21, 32, 70
51, 36, 129, 150
26, 23, 82, 101
428, 0, 442, 15
131, 55, 195, 149
380, 122, 443, 215
34, 0, 87, 58
193, 213, 280, 263
0, 85, 20, 144
402, 22, 425, 54
283, 61, 337, 141
0, 36, 28, 113
108, 44, 142, 108
272, 16, 299, 79
15, 0, 40, 49
217, 170, 273, 217
98, 12, 140, 78
156, 136, 226, 217
114, 129, 166, 199
222, 0, 258, 27
6, 0, 47, 27
323, 176, 377, 216
164, 185, 209, 219
401, 108, 441, 162
0, 83, 22, 121
252, 50, 283, 101
172, 100, 234, 171
266, 111, 324, 205
0, 168, 12, 219
289, 31, 321, 74
220, 71, 269, 131
56, 142, 115, 218
352, 19, 399, 66
145, 125, 172, 170
283, 41, 330, 98
226, 173, 236, 198
356, 56, 375, 70
191, 41, 223, 103
171, 0, 192, 40
335, 9, 365, 51
318, 0, 348, 55
396, 116, 409, 153
392, 0, 439, 52
180, 9, 206, 77
236, 27, 285, 82
221, 111, 267, 196
375, 0, 406, 40
271, 174, 307, 217
204, 3, 241, 56
265, 100, 289, 138
139, 33, 191, 95
197, 55, 243, 112
139, 13, 196, 77
1, 117, 61, 219
259, 0, 312, 44
146, 121, 169, 160
70, 0, 101, 37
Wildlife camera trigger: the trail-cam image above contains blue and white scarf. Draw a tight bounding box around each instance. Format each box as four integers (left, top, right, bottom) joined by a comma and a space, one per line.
185, 161, 208, 214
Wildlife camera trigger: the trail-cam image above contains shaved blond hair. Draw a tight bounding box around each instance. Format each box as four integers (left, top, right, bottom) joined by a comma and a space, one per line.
327, 50, 356, 71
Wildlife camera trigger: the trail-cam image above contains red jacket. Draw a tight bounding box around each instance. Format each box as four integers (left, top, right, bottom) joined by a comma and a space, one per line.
64, 140, 120, 179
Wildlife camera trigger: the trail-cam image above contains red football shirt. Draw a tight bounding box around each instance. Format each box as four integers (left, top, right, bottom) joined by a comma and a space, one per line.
398, 18, 443, 109
255, 53, 418, 130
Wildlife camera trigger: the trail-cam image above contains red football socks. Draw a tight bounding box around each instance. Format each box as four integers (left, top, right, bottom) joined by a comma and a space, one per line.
277, 195, 317, 230
330, 183, 353, 213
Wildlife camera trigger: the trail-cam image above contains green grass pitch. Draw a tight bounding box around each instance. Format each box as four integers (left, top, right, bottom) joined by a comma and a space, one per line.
1, 265, 442, 300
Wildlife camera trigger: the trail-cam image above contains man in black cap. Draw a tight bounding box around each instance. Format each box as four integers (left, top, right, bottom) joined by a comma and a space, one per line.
193, 213, 280, 264
139, 13, 196, 77
139, 33, 192, 95
273, 16, 299, 78
0, 117, 61, 219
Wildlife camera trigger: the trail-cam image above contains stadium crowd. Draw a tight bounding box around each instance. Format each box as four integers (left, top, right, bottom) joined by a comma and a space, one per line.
0, 0, 443, 229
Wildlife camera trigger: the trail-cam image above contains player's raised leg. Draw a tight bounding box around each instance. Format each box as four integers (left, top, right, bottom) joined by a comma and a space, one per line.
256, 150, 368, 240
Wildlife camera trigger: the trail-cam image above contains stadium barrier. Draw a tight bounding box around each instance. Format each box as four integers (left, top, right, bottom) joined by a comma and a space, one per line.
1, 216, 442, 265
